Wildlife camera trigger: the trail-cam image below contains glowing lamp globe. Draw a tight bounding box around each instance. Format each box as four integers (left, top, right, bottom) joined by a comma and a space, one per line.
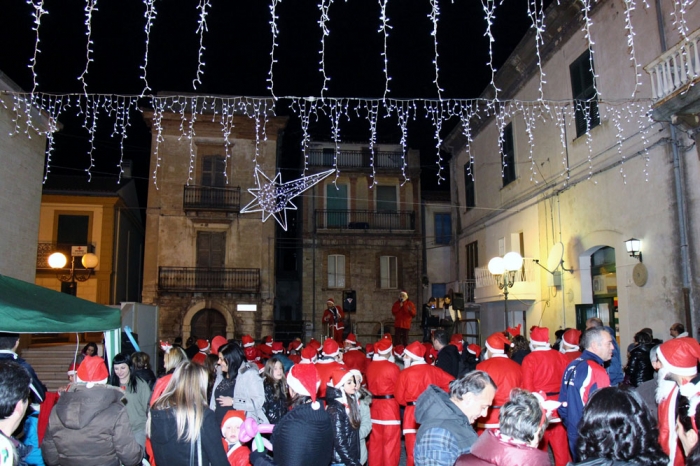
81, 253, 99, 269
503, 252, 524, 271
48, 252, 68, 269
488, 257, 505, 275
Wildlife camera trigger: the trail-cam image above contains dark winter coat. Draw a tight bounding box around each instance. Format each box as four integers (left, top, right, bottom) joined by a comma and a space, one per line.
568, 459, 641, 465
624, 343, 654, 387
455, 429, 552, 466
149, 407, 228, 466
41, 384, 143, 466
133, 368, 156, 390
262, 379, 288, 425
435, 344, 461, 378
325, 386, 361, 466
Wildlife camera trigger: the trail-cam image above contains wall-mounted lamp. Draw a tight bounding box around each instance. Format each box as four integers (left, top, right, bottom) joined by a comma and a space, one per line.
624, 238, 643, 262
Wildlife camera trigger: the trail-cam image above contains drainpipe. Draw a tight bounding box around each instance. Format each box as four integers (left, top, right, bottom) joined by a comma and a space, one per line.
312, 185, 317, 340
655, 0, 696, 335
557, 194, 567, 329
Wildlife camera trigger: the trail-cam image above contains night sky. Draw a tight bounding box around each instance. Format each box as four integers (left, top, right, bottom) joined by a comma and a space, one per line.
0, 1, 537, 193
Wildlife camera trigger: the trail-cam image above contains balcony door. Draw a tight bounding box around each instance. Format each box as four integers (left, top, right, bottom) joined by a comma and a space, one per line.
326, 184, 348, 228
196, 231, 226, 289
376, 185, 398, 229
201, 156, 226, 206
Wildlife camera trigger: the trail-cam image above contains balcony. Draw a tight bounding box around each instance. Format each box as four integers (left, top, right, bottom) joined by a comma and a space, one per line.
158, 267, 260, 293
183, 186, 241, 212
473, 259, 535, 288
308, 149, 405, 169
315, 210, 415, 232
36, 242, 96, 270
645, 27, 700, 123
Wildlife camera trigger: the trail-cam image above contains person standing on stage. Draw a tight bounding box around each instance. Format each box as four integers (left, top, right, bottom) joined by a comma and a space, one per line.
323, 298, 345, 345
392, 291, 416, 347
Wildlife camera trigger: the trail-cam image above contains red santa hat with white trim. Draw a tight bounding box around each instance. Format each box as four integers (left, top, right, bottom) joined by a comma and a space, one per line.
287, 363, 321, 409
76, 355, 109, 388
530, 326, 550, 346
300, 346, 318, 363
323, 338, 340, 358
485, 332, 512, 355
345, 333, 358, 346
264, 335, 274, 347
404, 341, 426, 360
561, 329, 582, 349
242, 335, 255, 348
374, 338, 393, 356
271, 342, 284, 354
507, 324, 522, 338
658, 337, 700, 377
288, 338, 303, 352
393, 345, 405, 359
466, 343, 482, 359
197, 339, 210, 353
221, 410, 246, 438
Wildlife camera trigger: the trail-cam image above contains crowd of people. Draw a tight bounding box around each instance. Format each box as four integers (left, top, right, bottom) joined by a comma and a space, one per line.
2, 294, 700, 466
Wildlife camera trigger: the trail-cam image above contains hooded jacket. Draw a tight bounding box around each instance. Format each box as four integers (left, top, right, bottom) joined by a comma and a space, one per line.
41, 384, 143, 466
454, 429, 551, 466
325, 386, 361, 466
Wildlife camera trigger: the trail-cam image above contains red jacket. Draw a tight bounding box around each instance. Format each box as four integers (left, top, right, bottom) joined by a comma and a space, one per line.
222, 442, 251, 466
342, 348, 367, 378
562, 350, 581, 363
365, 359, 400, 422
392, 299, 416, 330
521, 348, 568, 419
395, 361, 453, 433
322, 306, 345, 329
476, 356, 522, 428
454, 429, 550, 466
315, 360, 343, 399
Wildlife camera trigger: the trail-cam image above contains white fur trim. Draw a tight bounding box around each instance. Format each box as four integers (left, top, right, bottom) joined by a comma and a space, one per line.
485, 341, 504, 354
658, 346, 698, 376
377, 345, 393, 355
286, 371, 310, 397
404, 349, 422, 360
371, 419, 401, 425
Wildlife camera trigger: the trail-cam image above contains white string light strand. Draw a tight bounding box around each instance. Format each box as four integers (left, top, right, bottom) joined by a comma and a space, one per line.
526, 0, 547, 101
426, 100, 445, 184
579, 0, 600, 98
268, 0, 282, 99
330, 98, 344, 186
26, 0, 47, 97
151, 97, 166, 189
428, 0, 444, 100
378, 0, 392, 100
318, 0, 334, 98
366, 100, 379, 187
85, 95, 100, 182
392, 100, 411, 185
481, 0, 500, 99
671, 0, 692, 40
621, 0, 642, 97
78, 0, 98, 96
140, 0, 158, 96
193, 0, 211, 90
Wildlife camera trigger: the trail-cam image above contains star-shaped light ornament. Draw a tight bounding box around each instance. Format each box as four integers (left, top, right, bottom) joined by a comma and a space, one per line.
241, 167, 336, 231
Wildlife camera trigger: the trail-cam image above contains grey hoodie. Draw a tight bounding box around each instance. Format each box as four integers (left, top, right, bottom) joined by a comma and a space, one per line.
41, 384, 142, 466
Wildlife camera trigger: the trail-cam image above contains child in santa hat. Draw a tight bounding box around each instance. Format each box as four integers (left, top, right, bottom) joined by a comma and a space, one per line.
221, 410, 251, 466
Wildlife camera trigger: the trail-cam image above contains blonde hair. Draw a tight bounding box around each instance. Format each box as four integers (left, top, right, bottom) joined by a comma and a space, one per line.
148, 362, 209, 444
164, 346, 187, 373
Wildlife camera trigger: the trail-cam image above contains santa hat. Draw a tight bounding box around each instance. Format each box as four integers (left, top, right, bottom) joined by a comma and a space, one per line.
67, 362, 80, 376
258, 344, 273, 360
350, 369, 362, 385
400, 290, 408, 298
453, 341, 463, 354
308, 338, 322, 351
393, 345, 405, 358
287, 364, 321, 409
271, 342, 284, 354
326, 298, 335, 304
404, 341, 426, 360
221, 410, 246, 437
345, 333, 358, 346
288, 338, 303, 352
467, 343, 482, 359
485, 332, 513, 354
382, 333, 393, 342
160, 340, 173, 353
197, 339, 210, 353
210, 336, 228, 355
300, 346, 318, 363
507, 324, 522, 338
424, 344, 438, 364
323, 338, 340, 358
450, 334, 464, 345
242, 335, 255, 348
76, 355, 109, 387
530, 326, 550, 346
375, 338, 393, 355
658, 337, 700, 376
244, 346, 260, 362
329, 368, 355, 389
264, 336, 274, 347
561, 329, 582, 349
365, 343, 374, 357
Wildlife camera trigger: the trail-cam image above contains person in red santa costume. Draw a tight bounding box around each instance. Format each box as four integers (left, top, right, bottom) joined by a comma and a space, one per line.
192, 339, 210, 365
300, 346, 318, 364
475, 332, 522, 432
521, 326, 570, 466
287, 339, 303, 365
220, 410, 251, 466
655, 336, 700, 466
559, 328, 582, 362
392, 291, 416, 347
315, 338, 344, 401
395, 341, 454, 466
343, 333, 366, 380
365, 338, 401, 466
322, 298, 345, 345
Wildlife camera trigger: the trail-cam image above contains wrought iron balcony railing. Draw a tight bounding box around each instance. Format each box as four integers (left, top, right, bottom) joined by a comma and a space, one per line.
158, 267, 260, 293
36, 242, 96, 270
315, 209, 415, 231
307, 150, 405, 169
183, 185, 241, 211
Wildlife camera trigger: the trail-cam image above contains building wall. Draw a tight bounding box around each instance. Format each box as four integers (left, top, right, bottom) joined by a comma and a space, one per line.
141, 110, 287, 341
424, 201, 452, 287
448, 0, 700, 351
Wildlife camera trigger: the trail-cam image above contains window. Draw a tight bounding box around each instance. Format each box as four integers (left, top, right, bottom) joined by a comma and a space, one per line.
465, 241, 478, 303
201, 156, 226, 187
196, 232, 226, 268
570, 50, 600, 138
328, 254, 346, 288
502, 123, 516, 186
376, 185, 397, 211
464, 164, 475, 209
57, 215, 89, 245
380, 256, 398, 289
434, 213, 452, 245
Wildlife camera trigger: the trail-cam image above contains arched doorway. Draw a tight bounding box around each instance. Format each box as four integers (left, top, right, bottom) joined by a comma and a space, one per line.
190, 308, 227, 339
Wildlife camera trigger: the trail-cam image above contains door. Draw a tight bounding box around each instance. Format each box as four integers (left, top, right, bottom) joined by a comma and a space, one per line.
376, 185, 398, 229
326, 184, 348, 228
201, 156, 226, 206
196, 232, 226, 289
190, 309, 227, 339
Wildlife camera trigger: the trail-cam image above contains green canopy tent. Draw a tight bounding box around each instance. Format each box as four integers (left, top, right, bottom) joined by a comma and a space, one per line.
0, 274, 122, 366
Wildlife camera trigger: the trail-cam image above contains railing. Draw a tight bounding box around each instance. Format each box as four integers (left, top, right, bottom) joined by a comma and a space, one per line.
36, 242, 96, 269
183, 185, 241, 211
460, 279, 477, 303
158, 267, 260, 293
474, 259, 535, 288
645, 28, 700, 101
315, 210, 415, 231
307, 150, 405, 169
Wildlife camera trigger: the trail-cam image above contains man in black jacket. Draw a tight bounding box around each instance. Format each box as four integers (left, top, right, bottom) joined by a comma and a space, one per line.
433, 329, 461, 378
0, 333, 46, 403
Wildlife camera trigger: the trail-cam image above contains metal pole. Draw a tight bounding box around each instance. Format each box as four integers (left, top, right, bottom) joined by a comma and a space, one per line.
503, 277, 509, 329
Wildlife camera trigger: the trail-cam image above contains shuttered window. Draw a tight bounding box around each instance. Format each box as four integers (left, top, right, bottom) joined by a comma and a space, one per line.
570, 50, 600, 138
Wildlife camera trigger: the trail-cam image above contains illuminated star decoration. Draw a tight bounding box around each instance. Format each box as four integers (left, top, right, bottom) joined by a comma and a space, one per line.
241, 167, 335, 231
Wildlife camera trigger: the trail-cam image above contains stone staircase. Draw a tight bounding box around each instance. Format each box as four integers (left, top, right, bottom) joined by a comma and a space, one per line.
19, 344, 88, 392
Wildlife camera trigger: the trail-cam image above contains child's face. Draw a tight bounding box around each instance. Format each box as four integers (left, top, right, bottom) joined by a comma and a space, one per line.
223, 421, 242, 444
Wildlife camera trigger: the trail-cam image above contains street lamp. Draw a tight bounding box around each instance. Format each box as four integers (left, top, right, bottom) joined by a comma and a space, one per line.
488, 251, 523, 328
48, 250, 99, 294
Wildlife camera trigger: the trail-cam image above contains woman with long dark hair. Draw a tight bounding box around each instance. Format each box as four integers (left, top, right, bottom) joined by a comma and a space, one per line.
262, 357, 288, 424
213, 343, 244, 424
110, 352, 152, 446
148, 362, 228, 466
573, 385, 668, 465
325, 368, 361, 466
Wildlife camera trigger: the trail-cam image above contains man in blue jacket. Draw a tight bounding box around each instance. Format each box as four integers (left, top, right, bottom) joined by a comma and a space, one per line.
586, 317, 624, 386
